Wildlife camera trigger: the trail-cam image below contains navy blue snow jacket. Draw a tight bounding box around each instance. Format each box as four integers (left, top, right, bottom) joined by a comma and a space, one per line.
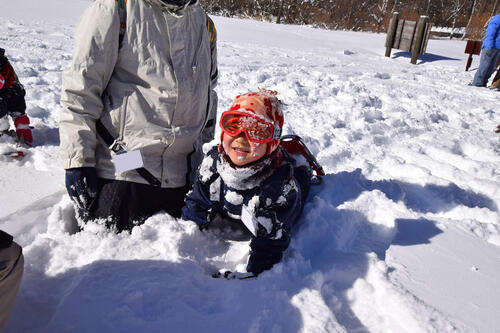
182, 145, 311, 275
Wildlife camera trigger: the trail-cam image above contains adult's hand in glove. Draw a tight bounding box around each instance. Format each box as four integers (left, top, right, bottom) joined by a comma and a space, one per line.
65, 167, 99, 211
212, 269, 256, 280
486, 49, 493, 56
14, 115, 33, 146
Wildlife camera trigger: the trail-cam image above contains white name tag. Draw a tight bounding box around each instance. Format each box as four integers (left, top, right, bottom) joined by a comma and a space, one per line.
241, 206, 257, 236
112, 150, 144, 173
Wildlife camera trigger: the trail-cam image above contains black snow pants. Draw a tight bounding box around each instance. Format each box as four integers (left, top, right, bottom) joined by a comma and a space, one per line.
81, 178, 189, 232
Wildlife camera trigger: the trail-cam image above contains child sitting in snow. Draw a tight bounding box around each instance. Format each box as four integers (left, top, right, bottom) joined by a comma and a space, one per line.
182, 89, 312, 279
0, 48, 32, 146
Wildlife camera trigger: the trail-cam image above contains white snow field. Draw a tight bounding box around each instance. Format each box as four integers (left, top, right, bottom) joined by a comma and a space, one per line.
1, 1, 499, 332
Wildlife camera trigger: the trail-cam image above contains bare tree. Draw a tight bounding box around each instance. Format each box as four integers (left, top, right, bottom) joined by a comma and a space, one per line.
276, 0, 285, 24
425, 0, 431, 14
464, 0, 480, 39
198, 0, 492, 35
447, 0, 468, 38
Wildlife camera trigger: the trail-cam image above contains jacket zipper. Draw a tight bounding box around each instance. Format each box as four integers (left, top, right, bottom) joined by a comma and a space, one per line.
118, 94, 129, 143
191, 33, 204, 78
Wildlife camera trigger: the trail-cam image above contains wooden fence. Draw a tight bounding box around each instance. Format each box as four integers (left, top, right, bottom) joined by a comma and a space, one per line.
385, 13, 432, 64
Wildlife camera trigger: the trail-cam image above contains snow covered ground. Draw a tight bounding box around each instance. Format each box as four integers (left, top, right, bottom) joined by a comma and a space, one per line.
1, 1, 499, 332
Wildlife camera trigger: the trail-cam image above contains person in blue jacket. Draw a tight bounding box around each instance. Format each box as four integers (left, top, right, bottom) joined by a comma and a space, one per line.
182, 89, 312, 279
472, 13, 500, 87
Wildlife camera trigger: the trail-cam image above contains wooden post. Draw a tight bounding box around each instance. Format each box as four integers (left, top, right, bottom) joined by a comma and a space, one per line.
466, 53, 474, 71
411, 16, 429, 64
464, 40, 482, 71
385, 12, 399, 57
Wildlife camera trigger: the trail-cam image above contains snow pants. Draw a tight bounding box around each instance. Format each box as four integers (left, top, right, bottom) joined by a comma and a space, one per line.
0, 241, 23, 332
472, 48, 500, 86
80, 178, 189, 232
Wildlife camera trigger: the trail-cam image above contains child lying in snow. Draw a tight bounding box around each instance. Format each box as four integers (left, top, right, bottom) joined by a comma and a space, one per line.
182, 89, 312, 279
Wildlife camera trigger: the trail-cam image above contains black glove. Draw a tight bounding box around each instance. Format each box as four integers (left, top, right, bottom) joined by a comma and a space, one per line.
198, 222, 210, 232
496, 125, 500, 133
65, 167, 99, 211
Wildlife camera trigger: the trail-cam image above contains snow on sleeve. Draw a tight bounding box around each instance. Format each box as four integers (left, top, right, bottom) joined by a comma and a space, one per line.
257, 215, 273, 234
225, 189, 244, 205
283, 177, 299, 196
246, 194, 284, 238
244, 195, 260, 217
209, 177, 221, 201
244, 195, 274, 234
275, 176, 299, 206
199, 154, 215, 183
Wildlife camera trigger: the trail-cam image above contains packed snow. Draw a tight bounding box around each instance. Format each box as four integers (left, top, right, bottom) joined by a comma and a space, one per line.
1, 1, 500, 332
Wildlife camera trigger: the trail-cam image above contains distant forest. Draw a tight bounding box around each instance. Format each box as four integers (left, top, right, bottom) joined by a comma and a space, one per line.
199, 0, 499, 39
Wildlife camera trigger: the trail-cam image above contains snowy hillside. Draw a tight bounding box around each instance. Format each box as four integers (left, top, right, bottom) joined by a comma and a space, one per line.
1, 1, 499, 332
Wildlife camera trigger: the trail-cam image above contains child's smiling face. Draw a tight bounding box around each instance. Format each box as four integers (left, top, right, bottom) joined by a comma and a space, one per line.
222, 132, 268, 167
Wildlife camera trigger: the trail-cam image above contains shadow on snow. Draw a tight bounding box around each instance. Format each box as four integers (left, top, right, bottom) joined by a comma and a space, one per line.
392, 51, 460, 64
8, 259, 303, 333
315, 168, 496, 214
289, 168, 494, 331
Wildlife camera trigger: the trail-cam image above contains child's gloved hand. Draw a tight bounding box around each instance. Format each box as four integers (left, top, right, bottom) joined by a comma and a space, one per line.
198, 221, 210, 232
212, 269, 256, 280
14, 115, 33, 146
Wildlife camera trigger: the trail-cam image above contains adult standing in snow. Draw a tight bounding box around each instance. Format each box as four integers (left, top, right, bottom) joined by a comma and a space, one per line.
0, 48, 33, 146
471, 13, 500, 87
60, 0, 218, 231
0, 230, 24, 331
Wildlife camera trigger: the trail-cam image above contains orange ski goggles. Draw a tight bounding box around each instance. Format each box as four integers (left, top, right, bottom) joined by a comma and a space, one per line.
220, 110, 281, 143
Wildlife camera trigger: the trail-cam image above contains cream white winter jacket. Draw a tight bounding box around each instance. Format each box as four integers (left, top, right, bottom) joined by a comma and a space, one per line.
60, 0, 218, 188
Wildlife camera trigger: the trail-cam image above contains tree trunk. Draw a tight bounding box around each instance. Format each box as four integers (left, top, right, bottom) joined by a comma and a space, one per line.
450, 16, 457, 39
276, 0, 285, 24
464, 0, 478, 40
493, 0, 499, 16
